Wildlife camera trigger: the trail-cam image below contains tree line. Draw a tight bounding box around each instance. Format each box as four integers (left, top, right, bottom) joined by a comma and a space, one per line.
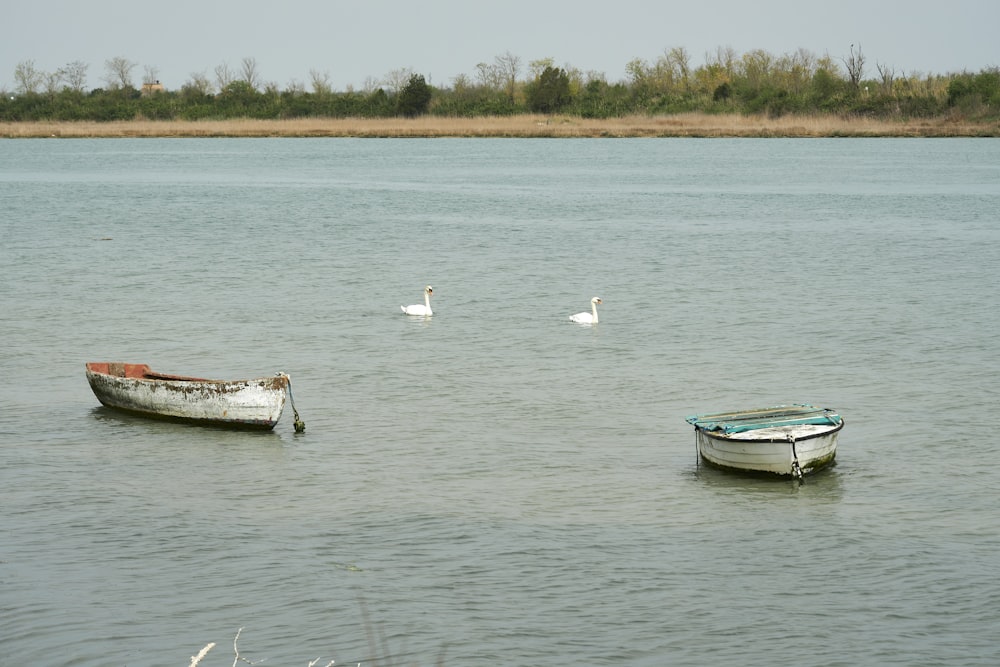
3, 47, 998, 122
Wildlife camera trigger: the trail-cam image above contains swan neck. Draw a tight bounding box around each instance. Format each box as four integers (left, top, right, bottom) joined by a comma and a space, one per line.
592, 302, 599, 323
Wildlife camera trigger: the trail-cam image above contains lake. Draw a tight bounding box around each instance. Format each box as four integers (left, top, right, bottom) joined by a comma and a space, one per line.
1, 137, 999, 666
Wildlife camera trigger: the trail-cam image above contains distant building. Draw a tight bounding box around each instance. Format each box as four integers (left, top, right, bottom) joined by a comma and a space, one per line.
141, 80, 165, 96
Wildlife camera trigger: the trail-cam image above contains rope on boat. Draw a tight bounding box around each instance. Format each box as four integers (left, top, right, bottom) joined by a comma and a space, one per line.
788, 434, 803, 481
277, 372, 305, 433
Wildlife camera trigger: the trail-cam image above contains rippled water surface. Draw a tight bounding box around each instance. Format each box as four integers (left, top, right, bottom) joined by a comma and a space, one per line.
2, 137, 999, 666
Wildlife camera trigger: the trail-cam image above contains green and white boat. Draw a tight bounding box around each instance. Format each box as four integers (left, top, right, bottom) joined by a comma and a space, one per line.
686, 404, 843, 478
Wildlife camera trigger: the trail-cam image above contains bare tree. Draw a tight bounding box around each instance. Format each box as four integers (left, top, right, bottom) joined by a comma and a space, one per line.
214, 62, 235, 90
59, 60, 89, 92
474, 61, 504, 90
876, 62, 896, 95
381, 67, 413, 94
842, 43, 865, 90
240, 57, 261, 90
43, 70, 63, 95
664, 46, 692, 92
309, 69, 332, 95
741, 49, 775, 89
104, 56, 137, 89
142, 65, 160, 85
707, 46, 739, 77
782, 48, 816, 94
184, 71, 213, 95
495, 51, 520, 102
14, 60, 44, 94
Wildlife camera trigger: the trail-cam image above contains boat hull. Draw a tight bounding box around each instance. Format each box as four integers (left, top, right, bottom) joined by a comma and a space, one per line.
694, 424, 840, 476
687, 405, 843, 477
86, 362, 288, 429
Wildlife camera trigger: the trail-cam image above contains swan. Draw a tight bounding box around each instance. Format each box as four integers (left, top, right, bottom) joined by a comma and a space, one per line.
570, 297, 602, 324
401, 285, 433, 316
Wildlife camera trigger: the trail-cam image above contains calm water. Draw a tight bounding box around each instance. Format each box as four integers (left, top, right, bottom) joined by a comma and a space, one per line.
1, 137, 999, 667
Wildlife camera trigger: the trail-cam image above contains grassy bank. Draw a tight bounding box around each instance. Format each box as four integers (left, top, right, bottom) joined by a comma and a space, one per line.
2, 113, 998, 138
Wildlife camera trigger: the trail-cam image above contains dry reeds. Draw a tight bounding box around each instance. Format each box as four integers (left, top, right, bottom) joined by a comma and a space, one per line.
2, 113, 997, 138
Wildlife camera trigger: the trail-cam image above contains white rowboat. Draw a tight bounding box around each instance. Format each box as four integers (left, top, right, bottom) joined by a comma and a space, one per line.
686, 404, 843, 478
86, 362, 298, 430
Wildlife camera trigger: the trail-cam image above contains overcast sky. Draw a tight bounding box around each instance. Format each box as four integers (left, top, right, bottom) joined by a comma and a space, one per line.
3, 0, 997, 92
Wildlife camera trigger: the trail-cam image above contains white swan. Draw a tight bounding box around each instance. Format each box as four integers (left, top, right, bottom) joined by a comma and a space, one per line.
570, 297, 602, 324
401, 285, 433, 316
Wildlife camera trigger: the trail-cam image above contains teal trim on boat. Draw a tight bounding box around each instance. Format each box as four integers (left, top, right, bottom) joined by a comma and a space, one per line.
685, 404, 842, 435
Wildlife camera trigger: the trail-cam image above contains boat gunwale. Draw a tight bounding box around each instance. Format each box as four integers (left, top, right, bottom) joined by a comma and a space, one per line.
694, 418, 844, 443
685, 404, 842, 434
85, 362, 282, 386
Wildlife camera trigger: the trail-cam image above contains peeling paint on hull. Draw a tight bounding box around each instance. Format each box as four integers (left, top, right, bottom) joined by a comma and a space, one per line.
86, 362, 288, 430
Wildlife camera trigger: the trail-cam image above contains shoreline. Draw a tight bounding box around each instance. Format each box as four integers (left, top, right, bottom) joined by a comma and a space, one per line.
2, 113, 998, 138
